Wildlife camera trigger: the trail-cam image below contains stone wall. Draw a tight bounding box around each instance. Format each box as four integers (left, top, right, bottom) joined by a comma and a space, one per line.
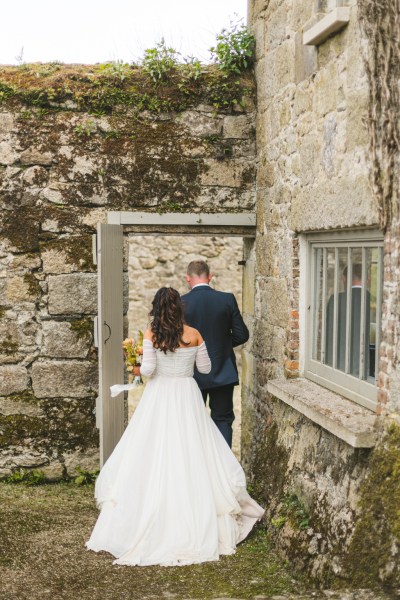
247, 0, 399, 587
128, 235, 243, 332
0, 64, 256, 478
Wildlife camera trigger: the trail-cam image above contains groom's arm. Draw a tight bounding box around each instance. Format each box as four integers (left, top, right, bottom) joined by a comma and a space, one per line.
230, 294, 249, 347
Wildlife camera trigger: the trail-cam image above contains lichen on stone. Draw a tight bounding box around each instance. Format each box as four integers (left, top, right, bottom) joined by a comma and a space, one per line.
69, 317, 93, 340
346, 422, 400, 588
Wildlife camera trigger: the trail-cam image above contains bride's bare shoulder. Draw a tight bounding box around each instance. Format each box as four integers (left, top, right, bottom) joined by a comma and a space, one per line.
143, 328, 153, 341
183, 325, 203, 346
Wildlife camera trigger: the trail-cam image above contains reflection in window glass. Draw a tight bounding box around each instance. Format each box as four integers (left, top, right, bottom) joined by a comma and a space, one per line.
313, 248, 323, 362
311, 241, 382, 385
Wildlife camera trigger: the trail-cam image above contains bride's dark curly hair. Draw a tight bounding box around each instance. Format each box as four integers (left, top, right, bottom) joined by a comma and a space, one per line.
150, 287, 189, 353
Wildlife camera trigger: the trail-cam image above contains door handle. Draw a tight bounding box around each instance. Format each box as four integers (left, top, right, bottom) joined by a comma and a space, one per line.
104, 321, 111, 344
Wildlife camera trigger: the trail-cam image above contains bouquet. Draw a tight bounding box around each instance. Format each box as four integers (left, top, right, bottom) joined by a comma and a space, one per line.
122, 331, 144, 385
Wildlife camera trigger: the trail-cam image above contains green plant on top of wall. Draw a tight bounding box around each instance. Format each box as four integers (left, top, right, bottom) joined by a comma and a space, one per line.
142, 39, 181, 83
210, 20, 256, 75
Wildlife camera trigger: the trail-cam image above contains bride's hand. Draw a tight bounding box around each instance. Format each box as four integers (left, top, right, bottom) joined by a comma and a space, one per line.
133, 366, 141, 377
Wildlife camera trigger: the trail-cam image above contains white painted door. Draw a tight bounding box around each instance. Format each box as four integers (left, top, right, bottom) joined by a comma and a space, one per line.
96, 223, 124, 466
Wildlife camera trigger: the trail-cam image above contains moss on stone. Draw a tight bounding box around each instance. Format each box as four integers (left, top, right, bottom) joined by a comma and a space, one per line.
0, 397, 97, 455
0, 306, 6, 319
41, 235, 94, 271
0, 63, 254, 116
346, 423, 400, 588
69, 317, 93, 340
0, 335, 19, 356
23, 273, 41, 297
0, 414, 45, 448
6, 388, 41, 405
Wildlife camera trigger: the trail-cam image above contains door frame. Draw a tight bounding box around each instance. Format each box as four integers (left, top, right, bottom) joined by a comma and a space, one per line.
95, 211, 256, 466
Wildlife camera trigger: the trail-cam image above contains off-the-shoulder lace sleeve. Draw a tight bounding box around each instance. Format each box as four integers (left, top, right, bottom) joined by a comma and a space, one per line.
196, 342, 211, 374
140, 339, 157, 377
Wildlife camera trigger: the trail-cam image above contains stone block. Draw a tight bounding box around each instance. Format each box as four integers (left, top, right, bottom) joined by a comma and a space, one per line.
31, 360, 97, 398
0, 395, 42, 417
265, 278, 289, 329
0, 275, 40, 304
0, 365, 29, 395
63, 447, 99, 477
253, 14, 265, 62
346, 88, 369, 150
20, 147, 53, 166
223, 115, 254, 139
177, 111, 223, 138
265, 2, 288, 50
290, 176, 379, 232
41, 235, 94, 274
42, 320, 91, 358
0, 141, 19, 165
298, 133, 322, 186
294, 84, 312, 116
41, 461, 65, 481
200, 159, 255, 188
0, 312, 38, 363
243, 260, 255, 316
264, 41, 296, 99
42, 187, 64, 204
295, 32, 317, 84
242, 349, 255, 391
0, 112, 14, 133
48, 273, 97, 315
314, 62, 338, 116
21, 166, 48, 186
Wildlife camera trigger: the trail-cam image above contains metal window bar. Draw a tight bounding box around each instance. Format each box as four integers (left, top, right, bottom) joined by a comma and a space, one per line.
332, 248, 339, 369
321, 248, 328, 363
312, 248, 321, 360
344, 248, 352, 374
375, 247, 383, 382
359, 247, 367, 379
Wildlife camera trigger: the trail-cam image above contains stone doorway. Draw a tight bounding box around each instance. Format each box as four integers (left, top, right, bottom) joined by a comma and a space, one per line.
95, 211, 256, 466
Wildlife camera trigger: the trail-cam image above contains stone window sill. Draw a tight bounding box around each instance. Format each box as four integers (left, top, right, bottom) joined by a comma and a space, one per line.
303, 7, 350, 46
267, 378, 378, 448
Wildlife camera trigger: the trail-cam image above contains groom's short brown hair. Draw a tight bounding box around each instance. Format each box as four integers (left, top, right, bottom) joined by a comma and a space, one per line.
187, 260, 210, 277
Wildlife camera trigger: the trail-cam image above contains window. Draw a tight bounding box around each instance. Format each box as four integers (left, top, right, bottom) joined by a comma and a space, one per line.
305, 230, 383, 410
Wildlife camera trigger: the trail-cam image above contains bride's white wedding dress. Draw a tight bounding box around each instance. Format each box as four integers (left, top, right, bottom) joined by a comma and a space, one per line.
86, 339, 264, 567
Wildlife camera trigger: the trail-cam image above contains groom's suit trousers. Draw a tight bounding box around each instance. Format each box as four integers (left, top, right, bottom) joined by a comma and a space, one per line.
181, 285, 249, 447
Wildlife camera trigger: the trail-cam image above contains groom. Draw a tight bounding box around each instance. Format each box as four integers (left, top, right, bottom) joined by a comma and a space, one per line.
181, 260, 249, 447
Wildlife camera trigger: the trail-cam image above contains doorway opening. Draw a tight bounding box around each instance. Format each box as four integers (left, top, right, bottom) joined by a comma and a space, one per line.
95, 212, 256, 466
127, 233, 244, 458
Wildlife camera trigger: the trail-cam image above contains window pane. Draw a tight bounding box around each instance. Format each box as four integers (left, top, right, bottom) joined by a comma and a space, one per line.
324, 248, 336, 367
366, 247, 378, 382
312, 248, 323, 361
349, 248, 363, 378
332, 247, 348, 372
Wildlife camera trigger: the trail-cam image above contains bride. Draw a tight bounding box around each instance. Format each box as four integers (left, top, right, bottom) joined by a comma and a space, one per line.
86, 287, 264, 567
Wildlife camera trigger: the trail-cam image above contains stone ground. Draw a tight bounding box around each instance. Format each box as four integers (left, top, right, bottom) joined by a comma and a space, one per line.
0, 483, 396, 600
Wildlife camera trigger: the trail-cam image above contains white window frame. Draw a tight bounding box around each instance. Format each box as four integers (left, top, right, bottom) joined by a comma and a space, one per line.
304, 229, 383, 411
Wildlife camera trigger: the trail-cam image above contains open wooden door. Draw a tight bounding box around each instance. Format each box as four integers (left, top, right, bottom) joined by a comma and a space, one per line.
95, 223, 124, 467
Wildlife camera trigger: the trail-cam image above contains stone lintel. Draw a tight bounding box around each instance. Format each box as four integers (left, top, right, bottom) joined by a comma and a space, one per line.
303, 7, 350, 46
122, 225, 256, 237
267, 378, 378, 448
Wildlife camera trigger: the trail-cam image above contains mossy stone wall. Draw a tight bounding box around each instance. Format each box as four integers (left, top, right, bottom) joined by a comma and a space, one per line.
247, 0, 400, 589
0, 63, 256, 479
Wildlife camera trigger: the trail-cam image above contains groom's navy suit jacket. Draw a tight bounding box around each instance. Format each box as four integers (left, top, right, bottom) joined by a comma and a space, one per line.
181, 285, 249, 390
